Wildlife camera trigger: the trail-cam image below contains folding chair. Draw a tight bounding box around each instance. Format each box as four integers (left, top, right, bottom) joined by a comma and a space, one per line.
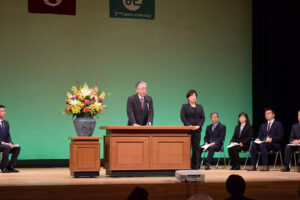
256, 150, 283, 170
200, 144, 226, 169
289, 150, 300, 169
227, 142, 252, 170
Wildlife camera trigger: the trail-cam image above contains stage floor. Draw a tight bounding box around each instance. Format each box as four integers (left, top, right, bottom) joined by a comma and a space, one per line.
0, 166, 300, 200
0, 167, 300, 186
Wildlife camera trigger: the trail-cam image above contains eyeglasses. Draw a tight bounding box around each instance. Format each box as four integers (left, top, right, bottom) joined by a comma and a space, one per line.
138, 87, 147, 91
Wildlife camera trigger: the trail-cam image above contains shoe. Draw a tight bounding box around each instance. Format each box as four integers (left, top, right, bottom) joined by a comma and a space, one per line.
281, 166, 290, 172
260, 165, 270, 171
230, 166, 241, 170
205, 164, 210, 170
7, 166, 19, 173
1, 168, 10, 173
247, 166, 257, 171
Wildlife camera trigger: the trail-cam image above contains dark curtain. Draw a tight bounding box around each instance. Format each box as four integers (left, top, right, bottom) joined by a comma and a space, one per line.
252, 0, 300, 150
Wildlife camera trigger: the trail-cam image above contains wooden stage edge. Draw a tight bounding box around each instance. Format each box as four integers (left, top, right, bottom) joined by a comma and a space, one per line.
0, 167, 300, 200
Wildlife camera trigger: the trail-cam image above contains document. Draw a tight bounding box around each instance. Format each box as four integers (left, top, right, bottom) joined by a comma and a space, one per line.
227, 142, 240, 148
201, 144, 210, 151
11, 144, 20, 148
254, 140, 264, 144
287, 143, 300, 146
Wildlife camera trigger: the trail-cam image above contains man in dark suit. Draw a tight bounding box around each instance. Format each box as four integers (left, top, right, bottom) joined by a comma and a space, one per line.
127, 81, 154, 126
199, 112, 226, 170
0, 105, 21, 173
248, 108, 284, 171
282, 110, 300, 172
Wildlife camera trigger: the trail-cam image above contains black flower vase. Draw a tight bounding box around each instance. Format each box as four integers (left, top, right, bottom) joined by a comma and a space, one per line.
73, 116, 96, 136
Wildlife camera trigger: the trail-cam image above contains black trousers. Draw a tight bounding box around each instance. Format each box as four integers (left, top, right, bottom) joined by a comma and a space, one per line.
250, 143, 277, 165
284, 145, 300, 166
190, 130, 201, 169
199, 145, 222, 165
228, 145, 249, 167
0, 144, 21, 169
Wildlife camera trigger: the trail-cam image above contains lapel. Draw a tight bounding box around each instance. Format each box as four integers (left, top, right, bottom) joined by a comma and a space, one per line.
296, 123, 300, 137
215, 122, 221, 132
207, 124, 213, 140
0, 120, 4, 135
208, 124, 213, 135
235, 125, 239, 137
142, 95, 147, 111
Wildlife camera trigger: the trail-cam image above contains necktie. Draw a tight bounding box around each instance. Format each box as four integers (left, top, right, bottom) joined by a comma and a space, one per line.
267, 122, 271, 134
212, 124, 216, 132
140, 98, 144, 110
264, 122, 271, 141
1, 121, 5, 138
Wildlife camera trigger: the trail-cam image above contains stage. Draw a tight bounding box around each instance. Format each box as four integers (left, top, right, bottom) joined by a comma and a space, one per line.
0, 166, 299, 200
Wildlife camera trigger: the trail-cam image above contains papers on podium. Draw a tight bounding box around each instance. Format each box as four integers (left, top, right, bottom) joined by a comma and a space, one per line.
201, 144, 210, 151
227, 142, 240, 148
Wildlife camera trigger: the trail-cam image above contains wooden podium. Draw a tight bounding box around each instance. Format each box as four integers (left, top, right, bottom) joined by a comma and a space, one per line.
69, 137, 102, 178
100, 126, 193, 177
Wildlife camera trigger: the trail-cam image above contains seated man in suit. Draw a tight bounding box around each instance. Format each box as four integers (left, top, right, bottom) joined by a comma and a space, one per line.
0, 105, 21, 173
199, 112, 226, 170
127, 81, 154, 126
282, 110, 300, 172
248, 108, 284, 171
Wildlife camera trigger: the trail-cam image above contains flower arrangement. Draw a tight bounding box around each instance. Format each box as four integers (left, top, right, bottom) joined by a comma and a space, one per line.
63, 83, 107, 117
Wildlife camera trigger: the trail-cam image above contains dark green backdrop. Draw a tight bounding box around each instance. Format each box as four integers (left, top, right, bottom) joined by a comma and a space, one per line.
0, 0, 252, 159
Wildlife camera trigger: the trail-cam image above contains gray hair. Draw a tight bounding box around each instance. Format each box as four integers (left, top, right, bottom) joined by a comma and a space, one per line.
136, 81, 147, 89
189, 192, 213, 200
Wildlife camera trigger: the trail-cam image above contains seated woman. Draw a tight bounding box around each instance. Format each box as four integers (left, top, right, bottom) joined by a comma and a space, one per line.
228, 112, 253, 170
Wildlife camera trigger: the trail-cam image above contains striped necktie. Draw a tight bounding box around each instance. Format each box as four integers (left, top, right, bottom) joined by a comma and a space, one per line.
140, 98, 144, 109
264, 122, 271, 141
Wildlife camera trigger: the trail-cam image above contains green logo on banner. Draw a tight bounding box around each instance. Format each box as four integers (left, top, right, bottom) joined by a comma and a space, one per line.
109, 0, 155, 20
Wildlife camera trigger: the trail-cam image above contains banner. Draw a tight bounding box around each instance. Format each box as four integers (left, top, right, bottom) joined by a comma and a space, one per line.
110, 0, 155, 20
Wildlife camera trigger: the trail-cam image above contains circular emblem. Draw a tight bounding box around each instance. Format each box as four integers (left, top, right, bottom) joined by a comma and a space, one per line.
43, 0, 62, 7
122, 0, 142, 11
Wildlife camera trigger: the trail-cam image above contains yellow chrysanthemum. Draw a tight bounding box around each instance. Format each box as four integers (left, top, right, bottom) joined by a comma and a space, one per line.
71, 106, 81, 114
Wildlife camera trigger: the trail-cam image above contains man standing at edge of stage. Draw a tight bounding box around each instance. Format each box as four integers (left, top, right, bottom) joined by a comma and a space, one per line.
281, 109, 300, 172
127, 81, 154, 126
0, 105, 21, 173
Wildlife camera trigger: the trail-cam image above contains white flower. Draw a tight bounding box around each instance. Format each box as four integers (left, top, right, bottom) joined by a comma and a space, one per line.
95, 102, 102, 107
70, 99, 78, 105
81, 88, 91, 97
